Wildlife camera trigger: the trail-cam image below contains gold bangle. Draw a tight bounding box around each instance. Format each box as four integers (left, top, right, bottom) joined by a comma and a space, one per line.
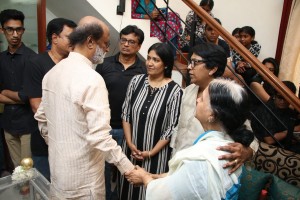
148, 151, 151, 159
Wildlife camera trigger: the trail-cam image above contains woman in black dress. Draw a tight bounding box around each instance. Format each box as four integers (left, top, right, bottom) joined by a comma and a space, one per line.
119, 43, 182, 200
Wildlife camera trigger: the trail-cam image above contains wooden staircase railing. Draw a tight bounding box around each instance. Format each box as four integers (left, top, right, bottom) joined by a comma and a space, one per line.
181, 0, 300, 113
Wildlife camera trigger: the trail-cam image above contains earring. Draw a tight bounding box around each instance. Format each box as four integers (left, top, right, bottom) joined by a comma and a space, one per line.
164, 66, 168, 69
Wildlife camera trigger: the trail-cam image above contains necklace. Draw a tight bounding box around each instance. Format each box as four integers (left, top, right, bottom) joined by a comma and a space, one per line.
149, 86, 158, 95
148, 77, 165, 95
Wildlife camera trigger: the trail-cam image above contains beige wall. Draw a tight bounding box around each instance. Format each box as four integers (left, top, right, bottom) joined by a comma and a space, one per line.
167, 0, 284, 61
87, 0, 284, 60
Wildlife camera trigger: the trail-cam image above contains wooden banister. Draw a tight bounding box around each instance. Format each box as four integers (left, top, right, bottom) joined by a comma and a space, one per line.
182, 0, 300, 112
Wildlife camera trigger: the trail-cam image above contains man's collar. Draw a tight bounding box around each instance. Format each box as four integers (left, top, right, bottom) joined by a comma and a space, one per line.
115, 52, 141, 66
6, 43, 25, 55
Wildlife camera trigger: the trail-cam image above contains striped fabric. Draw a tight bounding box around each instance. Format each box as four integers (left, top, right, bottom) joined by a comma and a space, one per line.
119, 74, 182, 200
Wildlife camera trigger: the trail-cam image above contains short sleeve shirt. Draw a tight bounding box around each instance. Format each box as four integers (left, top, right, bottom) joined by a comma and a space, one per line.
23, 52, 55, 98
23, 51, 55, 155
96, 53, 146, 128
0, 43, 36, 134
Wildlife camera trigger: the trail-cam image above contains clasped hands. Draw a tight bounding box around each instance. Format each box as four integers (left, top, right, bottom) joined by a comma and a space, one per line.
129, 144, 150, 161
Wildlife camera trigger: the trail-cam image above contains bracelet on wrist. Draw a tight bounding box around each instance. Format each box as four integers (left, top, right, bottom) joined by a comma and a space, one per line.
148, 151, 151, 159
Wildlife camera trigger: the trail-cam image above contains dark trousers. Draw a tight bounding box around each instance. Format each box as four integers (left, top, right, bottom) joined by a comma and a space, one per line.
105, 129, 124, 200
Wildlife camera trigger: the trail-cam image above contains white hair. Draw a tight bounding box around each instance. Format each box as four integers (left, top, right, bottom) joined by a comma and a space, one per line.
209, 78, 245, 105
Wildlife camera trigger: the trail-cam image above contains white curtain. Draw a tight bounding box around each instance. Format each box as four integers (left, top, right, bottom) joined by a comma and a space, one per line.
279, 0, 300, 93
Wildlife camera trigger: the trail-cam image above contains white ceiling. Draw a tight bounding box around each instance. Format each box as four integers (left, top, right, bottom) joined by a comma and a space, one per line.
46, 0, 119, 57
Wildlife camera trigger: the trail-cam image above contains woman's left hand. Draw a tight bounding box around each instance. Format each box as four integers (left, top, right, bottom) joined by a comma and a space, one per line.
217, 143, 253, 174
140, 151, 152, 159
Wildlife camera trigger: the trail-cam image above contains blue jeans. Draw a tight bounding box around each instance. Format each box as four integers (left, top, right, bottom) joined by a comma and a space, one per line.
32, 155, 50, 181
105, 129, 124, 200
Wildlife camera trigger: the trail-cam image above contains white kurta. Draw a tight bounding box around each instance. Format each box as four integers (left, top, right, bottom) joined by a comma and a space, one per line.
170, 84, 204, 155
147, 131, 243, 200
35, 52, 134, 199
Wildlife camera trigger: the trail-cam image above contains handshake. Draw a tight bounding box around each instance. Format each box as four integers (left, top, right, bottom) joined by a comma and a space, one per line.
125, 165, 167, 187
125, 165, 152, 186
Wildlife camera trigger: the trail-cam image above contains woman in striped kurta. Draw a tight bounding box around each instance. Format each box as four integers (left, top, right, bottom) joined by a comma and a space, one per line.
119, 43, 182, 200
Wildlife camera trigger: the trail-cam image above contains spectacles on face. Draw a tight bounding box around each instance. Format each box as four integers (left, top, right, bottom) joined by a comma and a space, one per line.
188, 59, 207, 69
2, 26, 25, 35
120, 38, 137, 46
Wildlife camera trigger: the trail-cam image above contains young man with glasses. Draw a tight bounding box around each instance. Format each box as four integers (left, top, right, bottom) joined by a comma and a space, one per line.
96, 25, 146, 200
0, 9, 36, 168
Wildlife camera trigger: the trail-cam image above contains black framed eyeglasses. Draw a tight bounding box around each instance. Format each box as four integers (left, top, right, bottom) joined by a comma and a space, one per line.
2, 26, 25, 35
188, 59, 207, 69
120, 38, 137, 46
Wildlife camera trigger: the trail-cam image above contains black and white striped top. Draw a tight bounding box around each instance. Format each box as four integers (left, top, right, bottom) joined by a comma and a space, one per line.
120, 74, 182, 200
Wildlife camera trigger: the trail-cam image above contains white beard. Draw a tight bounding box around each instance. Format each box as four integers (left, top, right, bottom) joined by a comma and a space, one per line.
92, 45, 106, 65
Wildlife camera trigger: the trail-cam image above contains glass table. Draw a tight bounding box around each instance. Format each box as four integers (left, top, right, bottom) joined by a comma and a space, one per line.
0, 168, 64, 200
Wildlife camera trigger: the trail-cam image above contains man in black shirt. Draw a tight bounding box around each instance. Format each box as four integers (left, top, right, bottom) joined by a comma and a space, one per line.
23, 18, 76, 180
0, 9, 36, 167
96, 25, 146, 200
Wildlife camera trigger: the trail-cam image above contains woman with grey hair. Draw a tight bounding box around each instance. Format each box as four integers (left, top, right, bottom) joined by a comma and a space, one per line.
126, 78, 254, 199
172, 43, 257, 174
